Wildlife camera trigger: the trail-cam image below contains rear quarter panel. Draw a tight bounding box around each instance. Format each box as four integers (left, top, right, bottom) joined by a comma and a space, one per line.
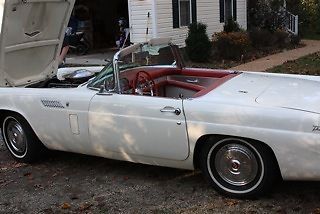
184, 98, 320, 180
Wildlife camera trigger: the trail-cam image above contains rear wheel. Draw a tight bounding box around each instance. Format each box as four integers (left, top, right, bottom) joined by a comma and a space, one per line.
1, 114, 45, 163
199, 137, 278, 198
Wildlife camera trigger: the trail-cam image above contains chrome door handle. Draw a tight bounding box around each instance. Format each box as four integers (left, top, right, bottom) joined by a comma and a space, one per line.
160, 107, 181, 115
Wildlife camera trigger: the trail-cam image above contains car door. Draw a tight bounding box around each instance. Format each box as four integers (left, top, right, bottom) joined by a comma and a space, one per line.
88, 93, 189, 161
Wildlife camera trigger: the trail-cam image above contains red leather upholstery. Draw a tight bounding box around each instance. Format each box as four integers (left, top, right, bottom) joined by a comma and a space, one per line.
120, 66, 238, 97
156, 79, 205, 92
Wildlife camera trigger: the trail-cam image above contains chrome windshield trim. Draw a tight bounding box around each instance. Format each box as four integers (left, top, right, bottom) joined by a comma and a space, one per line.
113, 57, 121, 94
111, 38, 179, 95
113, 43, 143, 94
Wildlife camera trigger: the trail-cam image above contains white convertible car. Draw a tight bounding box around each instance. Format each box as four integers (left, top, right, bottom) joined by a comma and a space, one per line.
1, 0, 320, 198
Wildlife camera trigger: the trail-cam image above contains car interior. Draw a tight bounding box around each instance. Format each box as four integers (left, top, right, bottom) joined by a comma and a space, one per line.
119, 67, 239, 99
108, 44, 239, 99
29, 43, 239, 99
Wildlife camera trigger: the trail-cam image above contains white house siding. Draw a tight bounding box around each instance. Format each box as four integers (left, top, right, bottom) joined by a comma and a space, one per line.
129, 0, 247, 46
156, 0, 224, 47
197, 0, 248, 35
128, 0, 153, 43
197, 0, 224, 40
156, 0, 189, 46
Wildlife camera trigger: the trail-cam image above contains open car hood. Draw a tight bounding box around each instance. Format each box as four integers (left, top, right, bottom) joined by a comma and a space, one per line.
0, 0, 75, 87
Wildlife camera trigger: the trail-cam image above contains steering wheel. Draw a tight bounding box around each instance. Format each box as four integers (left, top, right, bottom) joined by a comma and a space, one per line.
133, 71, 156, 96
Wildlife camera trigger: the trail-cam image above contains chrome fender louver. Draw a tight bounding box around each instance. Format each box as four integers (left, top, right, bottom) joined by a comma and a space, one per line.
41, 99, 65, 109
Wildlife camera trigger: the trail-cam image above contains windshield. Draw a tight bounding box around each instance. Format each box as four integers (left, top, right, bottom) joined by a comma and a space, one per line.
87, 43, 176, 91
87, 62, 114, 89
118, 43, 176, 69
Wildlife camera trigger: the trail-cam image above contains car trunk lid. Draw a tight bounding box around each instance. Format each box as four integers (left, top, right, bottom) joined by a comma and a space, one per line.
0, 0, 75, 87
256, 77, 320, 114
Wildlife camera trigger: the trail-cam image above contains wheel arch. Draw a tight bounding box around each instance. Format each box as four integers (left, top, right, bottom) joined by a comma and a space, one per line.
0, 109, 27, 123
0, 109, 47, 162
193, 134, 282, 179
0, 109, 39, 139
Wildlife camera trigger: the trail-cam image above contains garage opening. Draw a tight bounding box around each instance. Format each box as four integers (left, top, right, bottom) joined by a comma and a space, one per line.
73, 0, 129, 50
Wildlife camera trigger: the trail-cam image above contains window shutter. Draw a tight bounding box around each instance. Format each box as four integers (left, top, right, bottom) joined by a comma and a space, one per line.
233, 0, 237, 21
220, 0, 225, 23
191, 0, 197, 23
172, 0, 179, 28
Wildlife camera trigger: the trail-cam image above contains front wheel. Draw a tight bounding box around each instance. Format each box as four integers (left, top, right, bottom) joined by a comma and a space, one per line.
199, 137, 279, 198
1, 114, 46, 163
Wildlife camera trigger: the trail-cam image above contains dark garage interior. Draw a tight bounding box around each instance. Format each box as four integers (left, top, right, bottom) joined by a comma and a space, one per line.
73, 0, 129, 50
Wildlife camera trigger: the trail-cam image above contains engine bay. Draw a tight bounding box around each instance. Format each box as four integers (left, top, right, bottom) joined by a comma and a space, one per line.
27, 68, 97, 89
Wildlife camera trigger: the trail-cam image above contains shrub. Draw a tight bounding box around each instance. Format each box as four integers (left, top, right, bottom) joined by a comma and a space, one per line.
213, 32, 251, 60
250, 28, 290, 49
248, 0, 286, 32
286, 0, 315, 36
273, 29, 290, 48
224, 19, 241, 33
185, 22, 212, 62
290, 34, 301, 46
316, 3, 320, 34
249, 28, 276, 48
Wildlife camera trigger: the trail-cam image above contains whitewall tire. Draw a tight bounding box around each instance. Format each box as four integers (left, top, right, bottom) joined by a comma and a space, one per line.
1, 114, 45, 163
199, 137, 279, 198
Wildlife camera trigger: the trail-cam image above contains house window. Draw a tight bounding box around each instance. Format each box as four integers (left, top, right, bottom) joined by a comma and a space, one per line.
220, 0, 237, 23
172, 0, 197, 28
179, 0, 191, 27
225, 0, 233, 21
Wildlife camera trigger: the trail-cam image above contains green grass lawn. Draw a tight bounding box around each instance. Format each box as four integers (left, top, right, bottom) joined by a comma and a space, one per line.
268, 52, 320, 75
304, 33, 320, 40
303, 30, 320, 40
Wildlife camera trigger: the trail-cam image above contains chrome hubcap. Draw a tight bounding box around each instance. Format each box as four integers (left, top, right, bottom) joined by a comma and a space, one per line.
215, 144, 258, 186
5, 120, 27, 154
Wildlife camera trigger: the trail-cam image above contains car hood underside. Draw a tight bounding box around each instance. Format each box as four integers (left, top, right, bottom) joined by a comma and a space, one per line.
0, 0, 75, 87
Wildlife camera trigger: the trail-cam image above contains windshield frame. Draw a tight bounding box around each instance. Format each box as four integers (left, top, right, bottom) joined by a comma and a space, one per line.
112, 43, 143, 94
88, 38, 184, 94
